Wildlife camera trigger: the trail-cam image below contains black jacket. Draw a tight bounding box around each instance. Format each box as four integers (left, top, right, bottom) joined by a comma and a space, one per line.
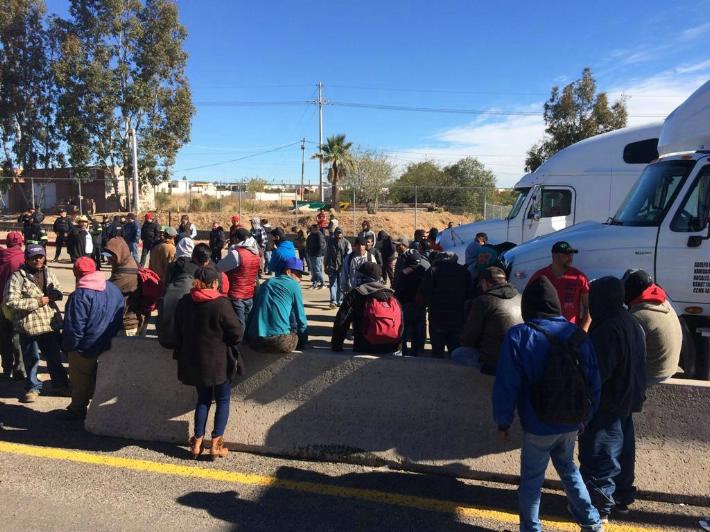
209, 227, 226, 251
53, 216, 73, 235
325, 237, 351, 274
332, 281, 402, 354
141, 221, 160, 247
67, 228, 91, 262
174, 292, 243, 387
588, 276, 647, 422
305, 231, 327, 257
394, 263, 427, 305
376, 231, 396, 261
419, 254, 473, 331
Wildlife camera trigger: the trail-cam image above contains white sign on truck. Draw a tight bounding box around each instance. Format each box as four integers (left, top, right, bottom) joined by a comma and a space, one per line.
503, 80, 710, 379
438, 122, 661, 261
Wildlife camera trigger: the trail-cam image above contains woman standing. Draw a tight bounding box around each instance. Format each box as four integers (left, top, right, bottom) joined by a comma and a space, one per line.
174, 265, 243, 459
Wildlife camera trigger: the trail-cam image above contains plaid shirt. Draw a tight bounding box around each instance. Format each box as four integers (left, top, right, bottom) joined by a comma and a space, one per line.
251, 226, 268, 249
3, 266, 63, 337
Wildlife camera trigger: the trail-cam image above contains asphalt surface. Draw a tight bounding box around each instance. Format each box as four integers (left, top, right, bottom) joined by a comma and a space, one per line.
0, 254, 708, 531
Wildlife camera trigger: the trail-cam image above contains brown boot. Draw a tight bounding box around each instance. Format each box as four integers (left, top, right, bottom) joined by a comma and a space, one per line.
209, 436, 229, 460
189, 436, 204, 459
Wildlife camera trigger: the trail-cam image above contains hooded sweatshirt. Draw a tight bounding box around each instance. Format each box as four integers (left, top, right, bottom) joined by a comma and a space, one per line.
419, 253, 473, 331
0, 245, 26, 303
627, 284, 682, 381
157, 256, 200, 349
493, 276, 601, 435
588, 276, 647, 422
217, 237, 260, 300
268, 240, 296, 274
62, 274, 124, 358
106, 236, 141, 331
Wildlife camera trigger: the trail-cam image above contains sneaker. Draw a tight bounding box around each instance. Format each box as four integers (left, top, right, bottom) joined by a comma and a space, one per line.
21, 390, 39, 403
614, 504, 630, 515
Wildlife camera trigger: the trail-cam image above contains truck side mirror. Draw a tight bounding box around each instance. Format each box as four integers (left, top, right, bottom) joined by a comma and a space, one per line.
687, 218, 710, 248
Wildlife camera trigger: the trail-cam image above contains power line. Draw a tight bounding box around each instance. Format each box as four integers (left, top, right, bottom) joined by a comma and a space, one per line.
174, 141, 302, 173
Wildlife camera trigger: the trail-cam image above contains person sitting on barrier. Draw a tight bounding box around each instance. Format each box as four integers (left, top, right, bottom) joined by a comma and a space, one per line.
493, 276, 602, 531
267, 227, 296, 275
149, 227, 177, 283
104, 237, 143, 336
332, 262, 403, 356
394, 250, 428, 357
622, 269, 681, 385
61, 257, 124, 420
217, 228, 260, 328
579, 276, 647, 521
174, 265, 243, 460
246, 256, 308, 354
452, 266, 522, 374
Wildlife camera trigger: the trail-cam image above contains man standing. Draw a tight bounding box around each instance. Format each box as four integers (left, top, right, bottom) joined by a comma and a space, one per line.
209, 221, 226, 264
149, 227, 177, 283
261, 219, 274, 274
267, 227, 296, 274
67, 215, 94, 263
325, 228, 351, 309
364, 235, 383, 267
140, 213, 159, 266
218, 228, 260, 328
528, 241, 591, 331
61, 257, 124, 419
228, 215, 243, 246
493, 276, 602, 531
393, 250, 428, 357
419, 251, 473, 358
249, 218, 268, 273
579, 276, 646, 522
305, 224, 327, 289
52, 208, 73, 262
392, 237, 410, 288
246, 256, 308, 354
357, 220, 375, 242
122, 213, 142, 264
453, 266, 522, 374
464, 232, 498, 285
340, 237, 378, 294
4, 244, 70, 403
376, 231, 396, 286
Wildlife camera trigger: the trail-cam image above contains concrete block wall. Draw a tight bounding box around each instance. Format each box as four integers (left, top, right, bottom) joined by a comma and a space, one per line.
85, 338, 710, 504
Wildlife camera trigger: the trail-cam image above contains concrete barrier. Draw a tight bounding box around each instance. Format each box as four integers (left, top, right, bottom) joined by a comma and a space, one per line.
86, 338, 710, 505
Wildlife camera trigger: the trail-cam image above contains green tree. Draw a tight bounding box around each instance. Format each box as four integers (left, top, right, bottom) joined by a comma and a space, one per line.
245, 177, 267, 193
344, 151, 394, 214
525, 68, 627, 172
312, 133, 353, 211
52, 0, 194, 207
0, 0, 64, 200
388, 160, 445, 204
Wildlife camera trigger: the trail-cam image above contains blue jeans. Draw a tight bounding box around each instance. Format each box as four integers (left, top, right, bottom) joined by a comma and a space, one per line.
130, 241, 140, 264
401, 303, 426, 357
429, 327, 460, 359
263, 250, 272, 274
20, 332, 69, 392
308, 255, 324, 287
578, 417, 624, 516
614, 415, 636, 506
328, 272, 343, 305
230, 298, 253, 329
520, 431, 601, 532
194, 381, 231, 438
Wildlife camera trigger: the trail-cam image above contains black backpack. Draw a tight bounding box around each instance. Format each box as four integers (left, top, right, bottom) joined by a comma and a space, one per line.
527, 322, 593, 425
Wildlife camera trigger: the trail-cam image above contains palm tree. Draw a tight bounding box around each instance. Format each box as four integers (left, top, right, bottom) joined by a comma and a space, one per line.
312, 134, 353, 211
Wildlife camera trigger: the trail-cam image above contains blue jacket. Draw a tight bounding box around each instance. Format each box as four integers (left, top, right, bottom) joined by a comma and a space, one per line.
122, 220, 141, 244
62, 277, 125, 358
492, 317, 601, 435
268, 240, 296, 274
246, 274, 307, 340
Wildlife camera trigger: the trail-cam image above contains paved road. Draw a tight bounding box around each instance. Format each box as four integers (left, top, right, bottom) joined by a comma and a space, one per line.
0, 257, 707, 530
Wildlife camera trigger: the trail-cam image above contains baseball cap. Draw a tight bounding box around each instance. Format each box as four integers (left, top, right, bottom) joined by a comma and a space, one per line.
194, 265, 219, 285
164, 227, 178, 237
6, 231, 24, 247
25, 244, 46, 258
551, 241, 578, 254
283, 256, 305, 275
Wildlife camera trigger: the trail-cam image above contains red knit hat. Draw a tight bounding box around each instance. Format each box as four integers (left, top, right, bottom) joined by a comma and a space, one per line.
145, 212, 154, 221
231, 214, 240, 224
73, 256, 97, 277
6, 231, 24, 247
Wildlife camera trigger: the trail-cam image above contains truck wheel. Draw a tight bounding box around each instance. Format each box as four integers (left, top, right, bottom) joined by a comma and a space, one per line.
679, 316, 696, 378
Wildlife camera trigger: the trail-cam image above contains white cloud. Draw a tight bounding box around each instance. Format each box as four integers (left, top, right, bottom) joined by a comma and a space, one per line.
680, 22, 710, 41
389, 63, 710, 188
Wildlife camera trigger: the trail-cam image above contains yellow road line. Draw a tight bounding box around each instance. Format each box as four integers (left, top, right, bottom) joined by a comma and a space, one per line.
0, 440, 657, 531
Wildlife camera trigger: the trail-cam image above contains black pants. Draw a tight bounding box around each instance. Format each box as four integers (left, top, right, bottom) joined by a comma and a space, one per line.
0, 313, 24, 378
211, 248, 222, 264
54, 234, 67, 260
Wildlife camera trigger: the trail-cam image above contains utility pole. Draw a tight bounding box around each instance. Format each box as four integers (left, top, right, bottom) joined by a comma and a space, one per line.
299, 138, 305, 213
317, 81, 324, 202
129, 127, 140, 213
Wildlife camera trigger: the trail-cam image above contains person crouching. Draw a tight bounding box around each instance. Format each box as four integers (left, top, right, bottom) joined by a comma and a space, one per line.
174, 265, 243, 460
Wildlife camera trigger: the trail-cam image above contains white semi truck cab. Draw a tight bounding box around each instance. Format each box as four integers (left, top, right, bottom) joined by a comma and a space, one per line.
504, 80, 710, 379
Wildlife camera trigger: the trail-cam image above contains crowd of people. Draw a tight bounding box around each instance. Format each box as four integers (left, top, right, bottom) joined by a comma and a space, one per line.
0, 207, 685, 525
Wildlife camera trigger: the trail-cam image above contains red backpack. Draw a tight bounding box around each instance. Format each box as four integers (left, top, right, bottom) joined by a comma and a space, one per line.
136, 267, 163, 314
362, 294, 402, 345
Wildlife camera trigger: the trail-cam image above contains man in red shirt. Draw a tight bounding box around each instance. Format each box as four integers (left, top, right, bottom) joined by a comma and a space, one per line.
528, 241, 591, 331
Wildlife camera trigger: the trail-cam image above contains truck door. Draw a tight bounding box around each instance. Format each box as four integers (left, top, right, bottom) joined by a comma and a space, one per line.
522, 186, 575, 242
655, 163, 710, 307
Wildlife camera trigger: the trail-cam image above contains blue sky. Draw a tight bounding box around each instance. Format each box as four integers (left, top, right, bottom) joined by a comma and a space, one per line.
46, 0, 710, 187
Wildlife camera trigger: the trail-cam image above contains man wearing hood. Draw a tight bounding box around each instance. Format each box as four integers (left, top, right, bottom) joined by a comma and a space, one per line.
493, 276, 602, 531
579, 276, 646, 521
4, 244, 69, 403
454, 266, 523, 374
0, 232, 26, 380
218, 228, 260, 328
419, 251, 473, 358
623, 269, 681, 384
332, 262, 403, 355
62, 257, 124, 419
267, 227, 296, 275
104, 236, 142, 335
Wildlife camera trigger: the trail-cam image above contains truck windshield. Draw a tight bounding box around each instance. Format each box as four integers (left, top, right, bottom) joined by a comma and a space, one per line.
506, 188, 531, 220
612, 160, 695, 226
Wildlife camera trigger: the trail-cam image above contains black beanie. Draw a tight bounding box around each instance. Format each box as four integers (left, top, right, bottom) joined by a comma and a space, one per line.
521, 276, 562, 322
358, 261, 382, 282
